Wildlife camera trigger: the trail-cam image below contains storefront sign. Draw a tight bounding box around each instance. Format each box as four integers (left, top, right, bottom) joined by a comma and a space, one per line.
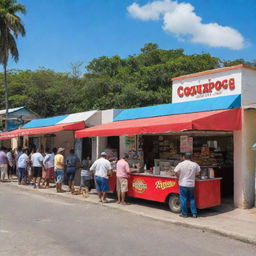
172, 72, 241, 103
155, 180, 176, 190
132, 178, 147, 193
177, 78, 235, 98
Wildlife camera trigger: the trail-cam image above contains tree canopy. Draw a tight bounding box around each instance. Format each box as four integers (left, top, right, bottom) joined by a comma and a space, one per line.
0, 0, 26, 130
0, 43, 254, 117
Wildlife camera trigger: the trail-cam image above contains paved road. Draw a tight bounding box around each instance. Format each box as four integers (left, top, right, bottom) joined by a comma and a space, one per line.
0, 184, 255, 256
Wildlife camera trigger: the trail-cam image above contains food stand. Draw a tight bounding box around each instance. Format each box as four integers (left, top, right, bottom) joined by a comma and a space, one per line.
76, 65, 256, 209
107, 133, 223, 213
108, 172, 221, 212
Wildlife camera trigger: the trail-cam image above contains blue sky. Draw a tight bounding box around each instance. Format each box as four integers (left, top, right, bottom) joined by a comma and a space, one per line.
8, 0, 256, 72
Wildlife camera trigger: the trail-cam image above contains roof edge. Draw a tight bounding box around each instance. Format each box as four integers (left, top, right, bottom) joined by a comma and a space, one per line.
172, 64, 256, 81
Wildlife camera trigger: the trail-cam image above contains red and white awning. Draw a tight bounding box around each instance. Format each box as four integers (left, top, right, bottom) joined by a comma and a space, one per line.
75, 108, 241, 138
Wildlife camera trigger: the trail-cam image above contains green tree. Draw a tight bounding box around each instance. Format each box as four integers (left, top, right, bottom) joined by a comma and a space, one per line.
0, 0, 26, 130
222, 58, 256, 67
3, 43, 254, 118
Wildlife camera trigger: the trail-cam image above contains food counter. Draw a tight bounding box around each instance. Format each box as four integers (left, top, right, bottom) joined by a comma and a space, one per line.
108, 172, 221, 213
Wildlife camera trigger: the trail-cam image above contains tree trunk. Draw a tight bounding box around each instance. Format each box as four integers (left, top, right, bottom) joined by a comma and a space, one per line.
4, 63, 8, 131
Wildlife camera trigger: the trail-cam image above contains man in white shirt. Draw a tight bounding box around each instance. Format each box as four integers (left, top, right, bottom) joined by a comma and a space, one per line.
31, 148, 44, 189
90, 152, 112, 203
174, 153, 200, 218
17, 149, 29, 185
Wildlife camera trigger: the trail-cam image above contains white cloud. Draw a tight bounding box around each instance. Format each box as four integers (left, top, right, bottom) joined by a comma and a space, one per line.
127, 0, 245, 50
127, 0, 177, 21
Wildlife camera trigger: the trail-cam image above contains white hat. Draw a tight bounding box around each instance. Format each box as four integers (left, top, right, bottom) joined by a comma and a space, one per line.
100, 152, 107, 156
57, 147, 65, 153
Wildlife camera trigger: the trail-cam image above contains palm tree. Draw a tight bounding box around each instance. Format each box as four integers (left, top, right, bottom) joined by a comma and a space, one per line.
0, 0, 26, 130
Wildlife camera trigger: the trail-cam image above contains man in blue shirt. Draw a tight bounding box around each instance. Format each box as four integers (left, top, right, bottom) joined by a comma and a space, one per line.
65, 149, 80, 192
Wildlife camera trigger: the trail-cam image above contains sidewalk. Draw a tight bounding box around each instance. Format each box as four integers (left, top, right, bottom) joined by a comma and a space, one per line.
3, 181, 256, 245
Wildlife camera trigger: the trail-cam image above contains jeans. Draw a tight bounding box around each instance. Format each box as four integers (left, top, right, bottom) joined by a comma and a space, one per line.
179, 186, 197, 216
18, 168, 26, 183
55, 169, 64, 184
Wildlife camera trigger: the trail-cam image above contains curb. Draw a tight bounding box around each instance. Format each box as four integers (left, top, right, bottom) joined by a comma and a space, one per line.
3, 182, 256, 246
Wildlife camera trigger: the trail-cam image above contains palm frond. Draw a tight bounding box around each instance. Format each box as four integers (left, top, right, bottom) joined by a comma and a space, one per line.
8, 31, 18, 62
0, 0, 25, 65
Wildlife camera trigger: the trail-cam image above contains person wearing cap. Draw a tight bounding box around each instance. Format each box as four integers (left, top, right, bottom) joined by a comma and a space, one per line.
90, 152, 112, 203
116, 153, 136, 205
174, 153, 200, 218
54, 148, 65, 192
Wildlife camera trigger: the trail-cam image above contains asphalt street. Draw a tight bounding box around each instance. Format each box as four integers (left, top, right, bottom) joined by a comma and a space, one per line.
0, 184, 255, 256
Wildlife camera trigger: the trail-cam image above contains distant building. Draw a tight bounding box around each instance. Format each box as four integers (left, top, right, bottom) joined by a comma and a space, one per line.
0, 106, 39, 132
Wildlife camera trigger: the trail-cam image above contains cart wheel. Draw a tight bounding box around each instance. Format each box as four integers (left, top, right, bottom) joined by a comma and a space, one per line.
168, 194, 181, 213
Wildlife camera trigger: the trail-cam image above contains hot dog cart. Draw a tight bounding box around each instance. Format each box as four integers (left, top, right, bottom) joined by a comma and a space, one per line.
108, 171, 221, 213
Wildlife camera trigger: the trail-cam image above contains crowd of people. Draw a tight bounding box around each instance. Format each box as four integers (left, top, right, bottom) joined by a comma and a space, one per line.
0, 146, 93, 193
0, 146, 135, 204
0, 144, 138, 205
1, 146, 200, 212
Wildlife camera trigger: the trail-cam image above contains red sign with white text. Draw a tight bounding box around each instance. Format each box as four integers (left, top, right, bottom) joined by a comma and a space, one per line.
177, 78, 235, 98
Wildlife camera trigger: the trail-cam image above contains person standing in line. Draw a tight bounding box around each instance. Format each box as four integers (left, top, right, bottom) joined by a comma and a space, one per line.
27, 148, 35, 185
90, 152, 112, 203
80, 156, 93, 191
54, 148, 65, 193
52, 147, 58, 184
31, 148, 44, 189
17, 149, 29, 185
174, 153, 201, 218
65, 149, 80, 192
15, 146, 23, 178
43, 148, 55, 188
0, 146, 8, 182
6, 148, 14, 181
116, 153, 136, 205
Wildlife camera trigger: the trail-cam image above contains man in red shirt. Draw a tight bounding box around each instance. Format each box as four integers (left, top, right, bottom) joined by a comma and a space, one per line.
116, 153, 135, 205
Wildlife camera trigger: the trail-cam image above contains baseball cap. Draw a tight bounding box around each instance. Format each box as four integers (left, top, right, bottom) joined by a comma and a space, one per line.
184, 152, 192, 158
100, 152, 107, 156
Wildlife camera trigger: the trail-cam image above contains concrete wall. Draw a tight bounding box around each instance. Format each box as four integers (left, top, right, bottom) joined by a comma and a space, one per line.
234, 109, 256, 208
101, 109, 114, 124
119, 135, 127, 157
89, 109, 121, 160
86, 111, 102, 127
241, 69, 256, 105
53, 131, 75, 157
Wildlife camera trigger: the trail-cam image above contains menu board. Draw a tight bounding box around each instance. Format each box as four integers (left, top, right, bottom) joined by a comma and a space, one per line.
125, 135, 136, 150
180, 136, 193, 153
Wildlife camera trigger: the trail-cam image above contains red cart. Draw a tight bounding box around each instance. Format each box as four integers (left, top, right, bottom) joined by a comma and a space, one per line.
108, 172, 221, 213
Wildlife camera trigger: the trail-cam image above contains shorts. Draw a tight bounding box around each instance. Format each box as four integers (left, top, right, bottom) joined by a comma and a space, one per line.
95, 176, 109, 193
45, 167, 55, 179
33, 167, 42, 178
116, 177, 128, 193
55, 169, 64, 184
0, 164, 8, 179
66, 167, 76, 181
